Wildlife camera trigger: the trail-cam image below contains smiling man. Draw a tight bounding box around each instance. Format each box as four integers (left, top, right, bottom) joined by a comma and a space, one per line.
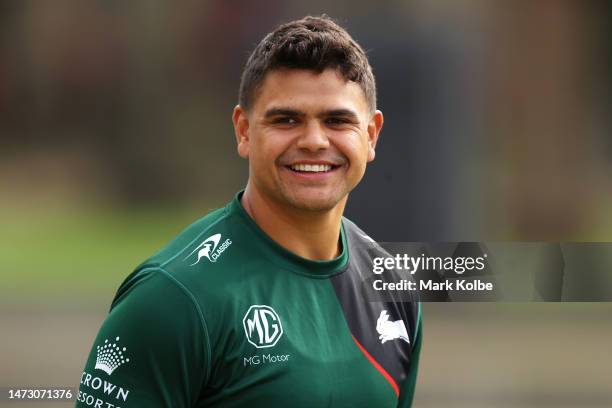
76, 15, 421, 407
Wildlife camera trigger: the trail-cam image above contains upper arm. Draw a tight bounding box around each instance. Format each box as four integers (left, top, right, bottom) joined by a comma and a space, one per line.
75, 268, 209, 407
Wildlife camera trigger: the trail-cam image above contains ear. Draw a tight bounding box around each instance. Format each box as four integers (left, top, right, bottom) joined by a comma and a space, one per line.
367, 110, 384, 162
232, 105, 250, 158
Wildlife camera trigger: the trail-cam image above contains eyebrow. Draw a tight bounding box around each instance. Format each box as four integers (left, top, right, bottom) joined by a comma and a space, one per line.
263, 108, 302, 118
263, 108, 360, 121
320, 109, 359, 121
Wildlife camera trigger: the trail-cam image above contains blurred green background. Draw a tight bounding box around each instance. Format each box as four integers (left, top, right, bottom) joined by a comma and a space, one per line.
1, 0, 612, 407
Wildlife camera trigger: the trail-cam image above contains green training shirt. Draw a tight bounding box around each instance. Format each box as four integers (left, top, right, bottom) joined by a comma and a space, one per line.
76, 191, 422, 407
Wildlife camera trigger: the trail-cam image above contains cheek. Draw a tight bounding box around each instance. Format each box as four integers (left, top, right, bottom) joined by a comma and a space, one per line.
251, 132, 289, 165
337, 133, 370, 161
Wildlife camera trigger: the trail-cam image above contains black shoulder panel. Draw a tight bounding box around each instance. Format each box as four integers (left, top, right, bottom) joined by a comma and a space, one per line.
331, 219, 419, 392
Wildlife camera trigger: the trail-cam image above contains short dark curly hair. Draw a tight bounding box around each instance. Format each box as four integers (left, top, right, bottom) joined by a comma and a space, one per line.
238, 15, 376, 113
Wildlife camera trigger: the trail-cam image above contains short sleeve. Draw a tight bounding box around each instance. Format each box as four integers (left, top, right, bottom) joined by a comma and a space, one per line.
75, 267, 209, 407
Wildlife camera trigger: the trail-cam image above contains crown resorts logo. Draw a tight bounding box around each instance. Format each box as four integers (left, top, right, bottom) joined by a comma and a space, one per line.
95, 337, 130, 376
243, 305, 283, 349
185, 233, 232, 265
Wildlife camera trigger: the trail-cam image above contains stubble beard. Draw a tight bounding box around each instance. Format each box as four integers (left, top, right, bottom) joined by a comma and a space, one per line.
277, 182, 349, 213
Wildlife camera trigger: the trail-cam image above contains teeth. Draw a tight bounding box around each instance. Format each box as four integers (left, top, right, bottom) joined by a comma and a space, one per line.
290, 164, 332, 172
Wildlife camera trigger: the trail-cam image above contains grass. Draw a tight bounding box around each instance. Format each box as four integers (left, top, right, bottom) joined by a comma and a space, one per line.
0, 204, 209, 304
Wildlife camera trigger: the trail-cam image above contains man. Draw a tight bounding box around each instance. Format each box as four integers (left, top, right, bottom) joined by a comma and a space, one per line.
76, 15, 421, 407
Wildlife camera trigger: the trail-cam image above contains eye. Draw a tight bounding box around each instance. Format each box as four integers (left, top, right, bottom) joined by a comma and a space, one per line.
325, 117, 351, 126
273, 117, 298, 125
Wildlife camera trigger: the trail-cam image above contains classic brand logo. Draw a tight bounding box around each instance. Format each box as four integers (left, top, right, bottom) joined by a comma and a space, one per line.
95, 337, 130, 376
185, 233, 232, 265
376, 310, 410, 344
243, 305, 284, 349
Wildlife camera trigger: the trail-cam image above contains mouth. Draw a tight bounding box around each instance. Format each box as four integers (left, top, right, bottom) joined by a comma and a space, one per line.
286, 163, 341, 173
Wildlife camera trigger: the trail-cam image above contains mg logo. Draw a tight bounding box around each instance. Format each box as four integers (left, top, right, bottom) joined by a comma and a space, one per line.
243, 305, 283, 348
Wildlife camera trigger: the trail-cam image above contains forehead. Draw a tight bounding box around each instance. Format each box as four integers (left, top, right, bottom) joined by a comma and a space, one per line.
252, 68, 369, 115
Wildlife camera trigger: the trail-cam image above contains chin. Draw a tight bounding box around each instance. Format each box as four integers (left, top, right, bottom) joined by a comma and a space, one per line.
293, 200, 337, 212
283, 189, 346, 213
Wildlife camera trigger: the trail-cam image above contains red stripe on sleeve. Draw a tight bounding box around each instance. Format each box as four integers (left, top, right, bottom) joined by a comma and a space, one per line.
352, 335, 399, 398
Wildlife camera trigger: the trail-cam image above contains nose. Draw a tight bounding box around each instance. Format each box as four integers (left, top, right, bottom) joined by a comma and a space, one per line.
296, 120, 329, 152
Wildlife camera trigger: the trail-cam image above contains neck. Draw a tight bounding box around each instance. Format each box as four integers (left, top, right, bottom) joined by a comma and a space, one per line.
240, 184, 345, 261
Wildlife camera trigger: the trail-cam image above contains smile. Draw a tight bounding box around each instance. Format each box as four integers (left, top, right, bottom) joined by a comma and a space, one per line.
289, 163, 334, 173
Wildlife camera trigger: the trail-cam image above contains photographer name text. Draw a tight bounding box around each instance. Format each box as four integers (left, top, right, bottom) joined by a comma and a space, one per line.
373, 278, 494, 292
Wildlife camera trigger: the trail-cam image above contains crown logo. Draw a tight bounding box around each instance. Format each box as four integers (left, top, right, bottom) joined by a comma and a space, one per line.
94, 337, 130, 375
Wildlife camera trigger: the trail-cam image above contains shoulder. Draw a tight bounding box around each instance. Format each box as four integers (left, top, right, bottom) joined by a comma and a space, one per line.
138, 201, 246, 276
341, 216, 376, 244
341, 216, 421, 314
143, 205, 231, 270
112, 199, 255, 311
342, 216, 391, 264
